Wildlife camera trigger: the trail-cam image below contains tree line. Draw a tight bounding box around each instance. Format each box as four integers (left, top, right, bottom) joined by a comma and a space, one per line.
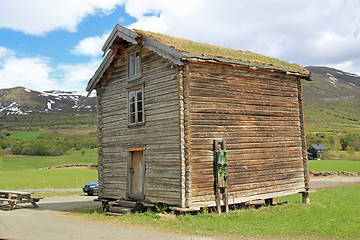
0, 131, 97, 156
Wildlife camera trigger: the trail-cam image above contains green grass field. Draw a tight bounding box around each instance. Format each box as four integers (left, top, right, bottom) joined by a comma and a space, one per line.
71, 185, 360, 239
0, 155, 97, 172
0, 154, 98, 190
66, 149, 98, 155
309, 160, 360, 173
7, 130, 50, 140
0, 168, 97, 190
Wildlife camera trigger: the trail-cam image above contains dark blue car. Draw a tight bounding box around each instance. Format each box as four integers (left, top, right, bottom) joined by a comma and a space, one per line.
83, 180, 98, 196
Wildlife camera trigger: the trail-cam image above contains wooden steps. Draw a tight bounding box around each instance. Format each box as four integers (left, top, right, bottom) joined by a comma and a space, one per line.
109, 206, 133, 214
105, 199, 154, 215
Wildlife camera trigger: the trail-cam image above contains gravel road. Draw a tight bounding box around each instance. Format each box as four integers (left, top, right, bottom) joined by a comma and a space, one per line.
310, 176, 360, 190
1, 177, 359, 240
0, 194, 224, 240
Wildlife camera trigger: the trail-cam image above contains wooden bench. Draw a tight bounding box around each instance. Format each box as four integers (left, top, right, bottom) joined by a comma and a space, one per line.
0, 190, 43, 209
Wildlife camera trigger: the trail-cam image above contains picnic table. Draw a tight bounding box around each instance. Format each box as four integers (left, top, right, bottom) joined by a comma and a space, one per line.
0, 190, 42, 209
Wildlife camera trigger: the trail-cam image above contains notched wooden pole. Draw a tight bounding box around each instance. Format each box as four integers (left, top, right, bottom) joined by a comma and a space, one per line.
302, 192, 310, 204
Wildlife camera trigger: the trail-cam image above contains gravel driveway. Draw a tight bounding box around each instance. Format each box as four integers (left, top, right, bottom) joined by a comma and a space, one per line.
0, 194, 223, 240
1, 177, 359, 240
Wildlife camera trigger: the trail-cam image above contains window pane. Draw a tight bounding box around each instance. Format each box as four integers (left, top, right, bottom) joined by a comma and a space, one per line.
129, 53, 134, 77
137, 111, 143, 122
137, 101, 142, 112
136, 90, 142, 102
130, 113, 136, 123
129, 91, 135, 103
135, 52, 140, 75
130, 103, 135, 114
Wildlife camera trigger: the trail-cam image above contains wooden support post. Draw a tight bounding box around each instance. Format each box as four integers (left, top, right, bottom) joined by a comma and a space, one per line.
224, 188, 229, 213
213, 140, 221, 214
216, 188, 222, 214
302, 192, 310, 204
213, 139, 229, 214
265, 198, 274, 206
221, 139, 228, 213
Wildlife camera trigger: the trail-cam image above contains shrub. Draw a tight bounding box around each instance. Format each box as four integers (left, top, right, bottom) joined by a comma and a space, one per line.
322, 150, 337, 160
21, 143, 31, 155
26, 140, 50, 156
0, 140, 10, 149
346, 145, 355, 154
49, 145, 64, 156
11, 141, 24, 155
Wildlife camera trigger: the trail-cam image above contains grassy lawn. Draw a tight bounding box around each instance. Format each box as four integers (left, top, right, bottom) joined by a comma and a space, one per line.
0, 168, 97, 190
70, 185, 360, 239
309, 160, 360, 173
0, 155, 97, 171
7, 130, 50, 140
0, 154, 98, 190
66, 149, 98, 155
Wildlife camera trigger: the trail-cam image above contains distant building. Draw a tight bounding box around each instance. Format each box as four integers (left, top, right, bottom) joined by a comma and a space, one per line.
307, 144, 328, 160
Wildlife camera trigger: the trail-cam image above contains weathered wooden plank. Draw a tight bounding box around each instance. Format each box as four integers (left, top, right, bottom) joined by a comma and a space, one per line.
191, 177, 305, 197
187, 61, 298, 84
191, 185, 305, 206
190, 107, 299, 118
188, 74, 299, 92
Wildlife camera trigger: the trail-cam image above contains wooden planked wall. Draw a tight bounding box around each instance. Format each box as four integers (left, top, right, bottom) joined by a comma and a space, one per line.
96, 45, 181, 205
185, 61, 306, 206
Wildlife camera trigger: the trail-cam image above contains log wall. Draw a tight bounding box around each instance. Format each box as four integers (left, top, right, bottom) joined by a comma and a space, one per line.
185, 60, 306, 206
96, 45, 181, 205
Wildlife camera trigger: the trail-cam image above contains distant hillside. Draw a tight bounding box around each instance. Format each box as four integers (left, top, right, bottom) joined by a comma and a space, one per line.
303, 66, 360, 133
0, 66, 359, 133
0, 87, 96, 116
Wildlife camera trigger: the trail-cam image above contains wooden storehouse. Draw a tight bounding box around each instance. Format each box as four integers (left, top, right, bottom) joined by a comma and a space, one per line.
87, 24, 312, 212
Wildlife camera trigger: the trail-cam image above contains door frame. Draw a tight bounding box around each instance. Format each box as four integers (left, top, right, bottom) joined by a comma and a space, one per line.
126, 145, 146, 200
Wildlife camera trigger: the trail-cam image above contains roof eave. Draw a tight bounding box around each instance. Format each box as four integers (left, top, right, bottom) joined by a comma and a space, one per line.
102, 24, 138, 54
181, 53, 312, 80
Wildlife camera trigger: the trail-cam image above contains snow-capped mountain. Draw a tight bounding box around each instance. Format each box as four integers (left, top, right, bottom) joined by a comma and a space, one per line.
0, 87, 96, 116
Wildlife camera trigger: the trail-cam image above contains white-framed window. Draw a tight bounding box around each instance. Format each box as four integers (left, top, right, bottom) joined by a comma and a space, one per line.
128, 51, 140, 77
128, 88, 144, 126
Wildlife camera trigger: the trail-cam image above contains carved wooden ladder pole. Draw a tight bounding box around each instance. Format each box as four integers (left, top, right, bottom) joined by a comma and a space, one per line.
213, 139, 229, 214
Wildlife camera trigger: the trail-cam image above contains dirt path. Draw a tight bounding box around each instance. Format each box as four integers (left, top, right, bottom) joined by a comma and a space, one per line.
0, 195, 222, 240
310, 176, 360, 190
1, 177, 359, 240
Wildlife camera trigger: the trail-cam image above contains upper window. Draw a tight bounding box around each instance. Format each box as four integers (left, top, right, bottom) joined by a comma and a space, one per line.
128, 51, 140, 77
128, 88, 144, 126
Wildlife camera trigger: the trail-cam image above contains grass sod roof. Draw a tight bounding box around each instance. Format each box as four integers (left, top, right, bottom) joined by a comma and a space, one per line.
134, 29, 309, 74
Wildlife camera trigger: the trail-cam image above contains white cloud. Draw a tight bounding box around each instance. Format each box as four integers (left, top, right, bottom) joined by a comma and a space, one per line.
0, 47, 59, 90
0, 0, 124, 35
58, 59, 102, 92
122, 0, 360, 75
0, 46, 100, 92
71, 33, 110, 56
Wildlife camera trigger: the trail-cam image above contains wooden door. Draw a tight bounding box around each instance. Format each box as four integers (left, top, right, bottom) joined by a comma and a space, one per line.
128, 150, 145, 200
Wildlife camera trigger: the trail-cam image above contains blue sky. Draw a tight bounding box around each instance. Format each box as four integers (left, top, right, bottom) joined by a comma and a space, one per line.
1, 0, 360, 93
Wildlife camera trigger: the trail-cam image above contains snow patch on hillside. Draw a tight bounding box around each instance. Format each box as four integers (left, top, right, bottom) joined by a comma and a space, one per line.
0, 102, 27, 115
47, 99, 55, 110
349, 82, 357, 87
326, 73, 338, 87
